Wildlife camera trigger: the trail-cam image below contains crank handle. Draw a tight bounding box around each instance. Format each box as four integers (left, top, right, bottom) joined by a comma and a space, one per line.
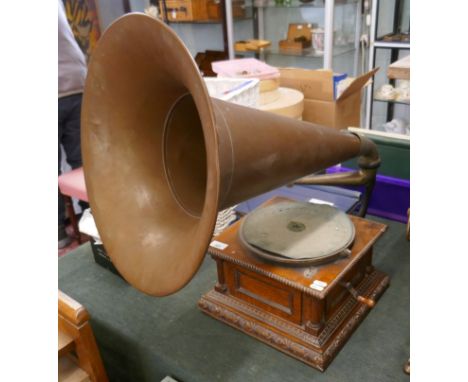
341, 281, 375, 308
357, 295, 375, 308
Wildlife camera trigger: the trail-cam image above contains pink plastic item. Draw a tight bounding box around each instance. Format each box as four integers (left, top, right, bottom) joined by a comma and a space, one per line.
212, 58, 280, 80
58, 167, 88, 202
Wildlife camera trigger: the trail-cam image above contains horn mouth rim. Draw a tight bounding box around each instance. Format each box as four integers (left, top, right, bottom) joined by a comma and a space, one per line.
82, 13, 221, 296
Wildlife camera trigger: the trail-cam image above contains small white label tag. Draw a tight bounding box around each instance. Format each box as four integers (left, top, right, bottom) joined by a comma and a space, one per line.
210, 240, 229, 250
308, 198, 335, 206
313, 280, 328, 288
310, 280, 328, 291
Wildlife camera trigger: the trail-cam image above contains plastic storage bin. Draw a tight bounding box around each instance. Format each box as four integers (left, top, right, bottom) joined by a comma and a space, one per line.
204, 77, 259, 108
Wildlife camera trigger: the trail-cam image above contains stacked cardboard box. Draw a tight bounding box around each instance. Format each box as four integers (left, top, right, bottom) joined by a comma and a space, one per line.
279, 68, 379, 130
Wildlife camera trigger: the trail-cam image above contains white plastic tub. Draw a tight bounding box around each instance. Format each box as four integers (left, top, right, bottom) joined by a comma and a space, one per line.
204, 77, 259, 108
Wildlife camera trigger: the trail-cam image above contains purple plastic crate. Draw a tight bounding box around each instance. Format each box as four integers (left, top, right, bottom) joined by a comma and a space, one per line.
327, 166, 410, 223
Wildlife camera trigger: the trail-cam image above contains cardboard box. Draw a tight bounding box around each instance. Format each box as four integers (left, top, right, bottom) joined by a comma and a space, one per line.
279, 67, 379, 130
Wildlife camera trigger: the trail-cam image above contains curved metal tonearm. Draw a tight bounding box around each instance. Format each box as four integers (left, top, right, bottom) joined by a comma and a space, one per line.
293, 133, 381, 217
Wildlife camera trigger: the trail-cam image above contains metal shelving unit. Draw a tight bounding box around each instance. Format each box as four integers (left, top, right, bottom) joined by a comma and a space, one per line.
365, 0, 410, 130
151, 0, 362, 74
374, 41, 409, 49
235, 42, 356, 59
229, 0, 362, 73
374, 97, 409, 105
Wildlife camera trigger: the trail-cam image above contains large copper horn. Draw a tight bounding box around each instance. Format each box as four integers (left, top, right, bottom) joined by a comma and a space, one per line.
82, 14, 377, 296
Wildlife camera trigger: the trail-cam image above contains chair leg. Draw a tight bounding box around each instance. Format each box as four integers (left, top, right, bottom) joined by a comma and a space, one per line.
64, 195, 81, 244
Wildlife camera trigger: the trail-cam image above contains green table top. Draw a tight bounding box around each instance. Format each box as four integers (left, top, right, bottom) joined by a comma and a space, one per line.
58, 216, 409, 382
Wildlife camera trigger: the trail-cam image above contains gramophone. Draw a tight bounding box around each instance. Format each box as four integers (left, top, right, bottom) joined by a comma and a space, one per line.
82, 14, 389, 372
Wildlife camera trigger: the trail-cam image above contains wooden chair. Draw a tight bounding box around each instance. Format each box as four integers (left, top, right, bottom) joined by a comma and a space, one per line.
58, 290, 108, 382
58, 167, 88, 244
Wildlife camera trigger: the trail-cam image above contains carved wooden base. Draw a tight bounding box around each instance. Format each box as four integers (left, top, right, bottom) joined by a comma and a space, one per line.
199, 269, 389, 371
199, 197, 390, 371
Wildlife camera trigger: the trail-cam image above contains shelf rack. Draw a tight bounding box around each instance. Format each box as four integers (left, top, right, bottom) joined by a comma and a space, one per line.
235, 42, 355, 59
373, 97, 409, 106
157, 0, 361, 74
234, 0, 362, 72
365, 0, 410, 130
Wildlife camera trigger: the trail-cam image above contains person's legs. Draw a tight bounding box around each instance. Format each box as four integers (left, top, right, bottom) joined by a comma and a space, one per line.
58, 96, 71, 248
58, 117, 65, 226
60, 94, 90, 212
61, 94, 83, 169
58, 94, 84, 248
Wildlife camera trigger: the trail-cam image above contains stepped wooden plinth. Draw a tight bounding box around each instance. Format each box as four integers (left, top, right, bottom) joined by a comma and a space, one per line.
198, 197, 390, 371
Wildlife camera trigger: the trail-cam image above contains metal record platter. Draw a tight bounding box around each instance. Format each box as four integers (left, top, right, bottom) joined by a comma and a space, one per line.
239, 200, 355, 265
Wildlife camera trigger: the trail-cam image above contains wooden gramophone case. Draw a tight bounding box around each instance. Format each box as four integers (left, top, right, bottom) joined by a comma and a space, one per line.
199, 197, 390, 371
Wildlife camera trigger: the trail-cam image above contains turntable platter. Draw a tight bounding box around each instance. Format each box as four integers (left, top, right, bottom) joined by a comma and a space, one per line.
239, 200, 355, 265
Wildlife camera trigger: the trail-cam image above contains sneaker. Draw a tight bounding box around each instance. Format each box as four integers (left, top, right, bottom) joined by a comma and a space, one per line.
58, 224, 72, 249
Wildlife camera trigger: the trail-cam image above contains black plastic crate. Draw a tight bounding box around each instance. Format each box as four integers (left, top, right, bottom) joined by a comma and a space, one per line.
90, 238, 123, 279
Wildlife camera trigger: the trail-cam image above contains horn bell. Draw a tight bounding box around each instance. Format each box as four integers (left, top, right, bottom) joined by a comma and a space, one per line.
82, 14, 221, 296
82, 14, 364, 296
